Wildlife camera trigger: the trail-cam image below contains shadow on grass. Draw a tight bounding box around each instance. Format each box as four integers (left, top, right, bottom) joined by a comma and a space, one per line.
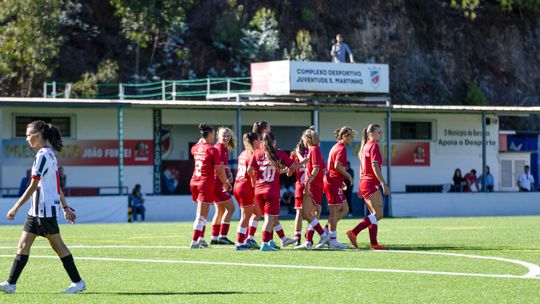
83, 291, 266, 296
380, 244, 532, 251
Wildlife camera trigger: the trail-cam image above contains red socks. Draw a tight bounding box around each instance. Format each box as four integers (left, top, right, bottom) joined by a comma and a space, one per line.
352, 216, 372, 235
219, 222, 230, 237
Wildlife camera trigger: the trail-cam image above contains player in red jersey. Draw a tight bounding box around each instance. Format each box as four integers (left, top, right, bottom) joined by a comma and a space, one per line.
347, 123, 389, 250
288, 139, 307, 246
233, 132, 260, 250
320, 126, 355, 249
251, 121, 296, 247
248, 132, 307, 251
294, 127, 331, 250
210, 127, 236, 245
190, 124, 231, 249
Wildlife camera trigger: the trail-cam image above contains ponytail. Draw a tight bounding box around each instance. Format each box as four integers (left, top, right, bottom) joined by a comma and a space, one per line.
198, 123, 213, 139
27, 120, 63, 152
358, 123, 381, 158
291, 138, 305, 157
262, 132, 280, 169
243, 132, 259, 155
333, 126, 355, 141
252, 120, 269, 138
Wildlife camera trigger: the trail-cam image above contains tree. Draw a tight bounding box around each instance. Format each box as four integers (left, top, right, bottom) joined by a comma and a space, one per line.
283, 29, 315, 61
0, 1, 64, 96
110, 0, 193, 81
464, 80, 488, 105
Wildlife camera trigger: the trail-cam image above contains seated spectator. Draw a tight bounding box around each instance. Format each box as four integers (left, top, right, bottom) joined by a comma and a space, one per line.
518, 165, 535, 192
280, 184, 295, 215
452, 168, 465, 192
18, 169, 31, 196
478, 166, 494, 192
129, 184, 146, 222
464, 169, 479, 192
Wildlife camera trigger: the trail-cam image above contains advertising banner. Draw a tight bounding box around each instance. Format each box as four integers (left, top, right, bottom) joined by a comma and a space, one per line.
251, 60, 389, 94
3, 139, 153, 166
320, 141, 430, 167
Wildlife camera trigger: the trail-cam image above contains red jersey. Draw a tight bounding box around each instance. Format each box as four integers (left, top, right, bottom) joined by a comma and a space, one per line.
190, 142, 220, 185
214, 142, 229, 181
360, 140, 382, 183
325, 141, 347, 187
249, 148, 295, 197
306, 145, 324, 190
291, 149, 308, 185
234, 150, 253, 192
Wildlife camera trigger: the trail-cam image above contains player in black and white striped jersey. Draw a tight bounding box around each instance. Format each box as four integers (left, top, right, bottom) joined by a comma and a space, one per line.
0, 121, 86, 294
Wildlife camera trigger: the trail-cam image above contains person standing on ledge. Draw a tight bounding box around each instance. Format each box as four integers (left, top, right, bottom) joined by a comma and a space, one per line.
331, 34, 355, 63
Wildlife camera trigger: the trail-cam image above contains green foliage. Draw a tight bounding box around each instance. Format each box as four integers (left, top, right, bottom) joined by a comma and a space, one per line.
71, 59, 119, 98
110, 0, 193, 79
0, 0, 64, 96
300, 7, 316, 22
451, 0, 540, 19
464, 80, 488, 105
212, 4, 245, 52
283, 29, 315, 61
233, 8, 279, 74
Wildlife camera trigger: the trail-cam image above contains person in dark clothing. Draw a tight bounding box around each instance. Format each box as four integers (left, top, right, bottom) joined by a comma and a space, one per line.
452, 168, 465, 192
344, 161, 354, 216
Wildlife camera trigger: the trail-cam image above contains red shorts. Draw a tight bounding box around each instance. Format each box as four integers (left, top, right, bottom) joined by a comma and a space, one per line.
359, 180, 380, 201
214, 182, 232, 203
255, 191, 280, 216
233, 185, 255, 208
190, 183, 214, 204
294, 183, 305, 209
324, 182, 347, 205
308, 186, 323, 206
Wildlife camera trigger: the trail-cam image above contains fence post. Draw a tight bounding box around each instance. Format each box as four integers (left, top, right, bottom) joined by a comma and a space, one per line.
119, 83, 124, 100
43, 82, 47, 98
52, 81, 57, 99
161, 80, 166, 100
172, 81, 176, 101
65, 83, 72, 99
207, 78, 211, 95
227, 78, 231, 94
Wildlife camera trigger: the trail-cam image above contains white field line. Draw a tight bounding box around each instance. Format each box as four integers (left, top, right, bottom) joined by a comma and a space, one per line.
1, 244, 539, 278
0, 252, 539, 281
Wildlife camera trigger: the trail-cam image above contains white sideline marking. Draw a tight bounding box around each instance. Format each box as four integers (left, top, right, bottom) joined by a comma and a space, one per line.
1, 244, 539, 277
0, 254, 539, 280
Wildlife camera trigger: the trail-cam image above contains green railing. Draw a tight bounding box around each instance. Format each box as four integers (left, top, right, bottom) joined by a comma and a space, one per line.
43, 77, 251, 100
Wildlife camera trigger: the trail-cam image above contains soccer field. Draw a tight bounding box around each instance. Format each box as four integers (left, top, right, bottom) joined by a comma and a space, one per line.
0, 216, 539, 303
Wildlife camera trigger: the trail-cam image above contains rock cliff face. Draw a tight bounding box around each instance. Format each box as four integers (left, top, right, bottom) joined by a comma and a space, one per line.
57, 0, 538, 106
184, 0, 539, 105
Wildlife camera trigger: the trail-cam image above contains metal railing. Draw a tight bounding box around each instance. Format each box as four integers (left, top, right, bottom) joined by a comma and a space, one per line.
43, 77, 251, 100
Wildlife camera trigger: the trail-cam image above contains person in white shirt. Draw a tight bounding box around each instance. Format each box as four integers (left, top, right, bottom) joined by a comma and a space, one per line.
518, 165, 535, 192
0, 121, 86, 294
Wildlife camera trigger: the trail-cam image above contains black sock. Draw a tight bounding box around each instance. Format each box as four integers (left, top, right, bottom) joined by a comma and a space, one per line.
7, 254, 29, 284
61, 254, 82, 283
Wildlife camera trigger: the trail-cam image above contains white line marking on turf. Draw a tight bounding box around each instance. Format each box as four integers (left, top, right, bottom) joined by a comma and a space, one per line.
1, 254, 539, 280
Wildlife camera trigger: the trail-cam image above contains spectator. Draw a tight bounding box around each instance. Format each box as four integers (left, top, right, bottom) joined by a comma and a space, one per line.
464, 169, 479, 192
331, 34, 355, 63
452, 168, 465, 192
280, 184, 295, 215
478, 166, 494, 192
58, 167, 67, 194
129, 184, 146, 222
518, 165, 535, 192
18, 169, 31, 196
344, 161, 354, 217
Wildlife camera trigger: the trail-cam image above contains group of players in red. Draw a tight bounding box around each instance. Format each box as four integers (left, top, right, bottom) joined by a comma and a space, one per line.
189, 121, 389, 251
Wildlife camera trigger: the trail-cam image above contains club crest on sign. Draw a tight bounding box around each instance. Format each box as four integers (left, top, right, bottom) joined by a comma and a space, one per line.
369, 67, 381, 89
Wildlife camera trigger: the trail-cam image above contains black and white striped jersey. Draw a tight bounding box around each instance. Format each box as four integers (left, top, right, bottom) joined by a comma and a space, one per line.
28, 147, 61, 218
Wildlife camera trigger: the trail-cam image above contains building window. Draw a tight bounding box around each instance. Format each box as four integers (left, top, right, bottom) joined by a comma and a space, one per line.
391, 121, 432, 140
15, 116, 73, 138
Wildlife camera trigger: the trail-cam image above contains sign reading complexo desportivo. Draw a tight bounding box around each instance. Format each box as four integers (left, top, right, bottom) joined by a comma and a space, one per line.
251, 60, 389, 94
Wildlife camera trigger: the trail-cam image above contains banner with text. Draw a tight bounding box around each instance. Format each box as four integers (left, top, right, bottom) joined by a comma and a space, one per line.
2, 139, 153, 166
251, 60, 389, 94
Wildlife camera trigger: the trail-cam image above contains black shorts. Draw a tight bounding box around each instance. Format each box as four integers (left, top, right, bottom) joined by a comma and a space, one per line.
23, 215, 60, 237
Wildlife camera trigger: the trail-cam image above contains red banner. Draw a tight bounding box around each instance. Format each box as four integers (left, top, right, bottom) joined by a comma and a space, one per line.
3, 139, 153, 166
381, 142, 430, 166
